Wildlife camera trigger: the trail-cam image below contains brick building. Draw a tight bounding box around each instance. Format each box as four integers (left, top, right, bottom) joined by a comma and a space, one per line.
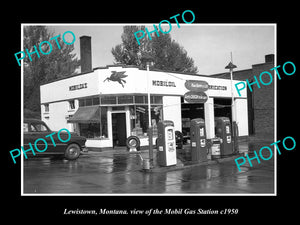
210, 54, 275, 139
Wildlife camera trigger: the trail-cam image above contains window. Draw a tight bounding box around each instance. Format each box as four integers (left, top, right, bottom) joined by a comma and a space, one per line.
95, 95, 163, 106
135, 95, 145, 104
79, 97, 100, 107
85, 98, 92, 106
118, 96, 133, 104
79, 123, 100, 138
130, 105, 163, 137
79, 99, 84, 107
92, 97, 100, 105
112, 106, 125, 111
30, 123, 49, 132
101, 96, 117, 105
78, 107, 108, 139
151, 96, 163, 104
69, 100, 75, 110
44, 104, 49, 112
78, 95, 163, 106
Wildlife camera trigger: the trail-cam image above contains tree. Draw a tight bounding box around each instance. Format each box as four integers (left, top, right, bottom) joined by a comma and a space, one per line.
23, 26, 80, 117
111, 26, 198, 74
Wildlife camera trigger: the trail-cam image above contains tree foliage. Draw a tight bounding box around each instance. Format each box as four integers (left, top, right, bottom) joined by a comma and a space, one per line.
23, 26, 80, 117
111, 26, 198, 74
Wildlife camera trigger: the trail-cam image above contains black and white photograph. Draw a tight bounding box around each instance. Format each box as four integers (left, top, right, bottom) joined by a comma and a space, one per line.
20, 24, 276, 195
4, 4, 298, 221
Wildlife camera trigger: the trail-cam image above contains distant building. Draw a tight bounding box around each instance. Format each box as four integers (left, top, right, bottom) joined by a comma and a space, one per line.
210, 54, 275, 138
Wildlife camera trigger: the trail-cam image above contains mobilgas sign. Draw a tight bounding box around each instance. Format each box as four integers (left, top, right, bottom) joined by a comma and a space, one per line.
69, 83, 87, 91
185, 80, 209, 92
184, 91, 208, 103
152, 80, 176, 87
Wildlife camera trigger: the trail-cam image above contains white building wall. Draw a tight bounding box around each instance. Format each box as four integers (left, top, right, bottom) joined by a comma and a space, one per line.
204, 97, 215, 139
40, 70, 100, 104
42, 101, 70, 131
235, 98, 249, 136
162, 96, 182, 132
86, 139, 111, 148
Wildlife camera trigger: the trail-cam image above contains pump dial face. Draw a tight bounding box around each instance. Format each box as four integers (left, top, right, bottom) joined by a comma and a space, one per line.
167, 129, 173, 140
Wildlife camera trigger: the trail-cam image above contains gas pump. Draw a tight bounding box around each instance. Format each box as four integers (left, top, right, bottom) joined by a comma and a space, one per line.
215, 117, 233, 156
190, 118, 207, 162
157, 120, 177, 166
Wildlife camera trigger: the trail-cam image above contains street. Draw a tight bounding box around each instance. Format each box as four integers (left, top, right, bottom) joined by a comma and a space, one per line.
23, 141, 275, 194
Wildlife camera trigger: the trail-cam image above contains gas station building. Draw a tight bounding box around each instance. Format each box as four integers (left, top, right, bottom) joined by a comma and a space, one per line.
40, 64, 248, 149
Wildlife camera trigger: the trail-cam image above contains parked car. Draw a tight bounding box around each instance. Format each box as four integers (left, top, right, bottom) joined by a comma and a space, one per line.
23, 119, 87, 160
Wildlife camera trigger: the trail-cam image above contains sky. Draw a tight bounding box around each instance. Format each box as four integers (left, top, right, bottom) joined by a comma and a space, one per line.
47, 24, 275, 75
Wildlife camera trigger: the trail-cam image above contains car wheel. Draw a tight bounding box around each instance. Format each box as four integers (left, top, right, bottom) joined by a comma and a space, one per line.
65, 143, 81, 160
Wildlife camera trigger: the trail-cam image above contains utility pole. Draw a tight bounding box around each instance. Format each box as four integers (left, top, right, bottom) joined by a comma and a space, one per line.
225, 52, 237, 153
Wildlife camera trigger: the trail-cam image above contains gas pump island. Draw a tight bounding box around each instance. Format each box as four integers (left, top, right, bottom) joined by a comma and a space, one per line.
155, 117, 235, 168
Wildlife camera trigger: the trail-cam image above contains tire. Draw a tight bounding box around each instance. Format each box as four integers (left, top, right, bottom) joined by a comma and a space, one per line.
64, 143, 81, 160
126, 136, 140, 151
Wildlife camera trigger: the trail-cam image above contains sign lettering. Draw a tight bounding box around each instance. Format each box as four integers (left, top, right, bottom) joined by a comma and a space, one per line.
152, 80, 176, 87
69, 83, 87, 91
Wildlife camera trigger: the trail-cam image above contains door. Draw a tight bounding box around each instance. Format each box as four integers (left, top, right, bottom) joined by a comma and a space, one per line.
112, 113, 127, 146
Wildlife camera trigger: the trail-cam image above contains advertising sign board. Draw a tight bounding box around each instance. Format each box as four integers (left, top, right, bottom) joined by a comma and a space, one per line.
184, 91, 208, 103
185, 80, 209, 92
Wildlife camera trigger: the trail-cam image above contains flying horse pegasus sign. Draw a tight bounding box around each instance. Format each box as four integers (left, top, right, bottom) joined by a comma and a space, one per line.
104, 71, 128, 88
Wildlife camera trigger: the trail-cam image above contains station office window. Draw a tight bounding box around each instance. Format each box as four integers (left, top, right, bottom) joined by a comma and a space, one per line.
79, 123, 100, 139
77, 97, 108, 139
129, 96, 163, 137
77, 95, 162, 138
79, 97, 100, 107
130, 105, 163, 137
78, 107, 108, 139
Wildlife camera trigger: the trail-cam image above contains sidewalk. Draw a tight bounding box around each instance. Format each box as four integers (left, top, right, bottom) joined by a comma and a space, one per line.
90, 144, 245, 174
86, 134, 274, 173
137, 147, 243, 173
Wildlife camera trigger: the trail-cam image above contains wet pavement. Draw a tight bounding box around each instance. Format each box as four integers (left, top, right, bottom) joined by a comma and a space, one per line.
23, 141, 275, 194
